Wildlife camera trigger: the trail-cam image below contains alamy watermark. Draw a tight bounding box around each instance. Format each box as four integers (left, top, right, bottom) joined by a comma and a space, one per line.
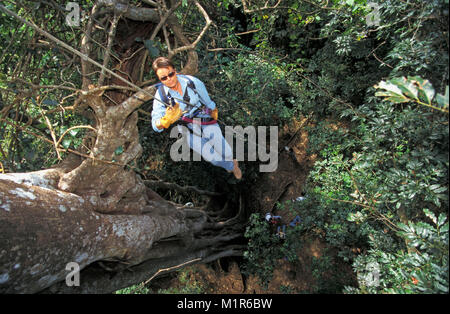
65, 2, 81, 27
65, 1, 381, 28
366, 2, 381, 27
65, 262, 80, 287
358, 261, 380, 288
170, 122, 278, 173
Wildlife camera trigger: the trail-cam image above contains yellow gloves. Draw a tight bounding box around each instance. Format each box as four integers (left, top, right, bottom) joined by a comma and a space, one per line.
158, 103, 183, 129
156, 105, 217, 129
211, 108, 218, 120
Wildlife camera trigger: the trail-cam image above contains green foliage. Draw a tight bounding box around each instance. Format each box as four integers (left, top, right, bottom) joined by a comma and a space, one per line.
375, 76, 449, 113
115, 267, 206, 294
115, 284, 150, 294
157, 267, 206, 294
1, 0, 87, 172
230, 0, 448, 293
279, 284, 294, 294
302, 76, 448, 291
345, 209, 448, 293
243, 213, 283, 286
243, 212, 305, 287
213, 53, 297, 127
301, 152, 371, 262
310, 249, 356, 293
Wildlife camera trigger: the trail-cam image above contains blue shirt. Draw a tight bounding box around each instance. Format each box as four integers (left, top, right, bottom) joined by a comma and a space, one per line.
151, 75, 216, 132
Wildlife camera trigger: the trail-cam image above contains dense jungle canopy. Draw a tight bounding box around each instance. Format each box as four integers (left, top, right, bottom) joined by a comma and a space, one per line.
0, 0, 448, 294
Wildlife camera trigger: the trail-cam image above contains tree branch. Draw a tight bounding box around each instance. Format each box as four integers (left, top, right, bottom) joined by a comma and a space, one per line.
168, 0, 212, 57
99, 12, 121, 86
80, 3, 102, 89
150, 1, 182, 41
240, 0, 282, 13
139, 257, 202, 288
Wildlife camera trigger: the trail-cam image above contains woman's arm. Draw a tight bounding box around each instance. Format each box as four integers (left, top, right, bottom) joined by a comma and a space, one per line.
151, 91, 167, 132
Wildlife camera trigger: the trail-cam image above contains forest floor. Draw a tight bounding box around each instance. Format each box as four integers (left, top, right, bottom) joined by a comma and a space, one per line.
147, 117, 356, 294
149, 234, 338, 294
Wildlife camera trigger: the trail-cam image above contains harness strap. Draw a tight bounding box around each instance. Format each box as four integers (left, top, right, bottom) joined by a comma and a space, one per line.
157, 75, 199, 108
180, 116, 217, 125
158, 83, 173, 106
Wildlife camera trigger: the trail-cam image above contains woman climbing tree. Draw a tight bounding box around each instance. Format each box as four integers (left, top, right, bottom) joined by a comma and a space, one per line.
151, 56, 242, 179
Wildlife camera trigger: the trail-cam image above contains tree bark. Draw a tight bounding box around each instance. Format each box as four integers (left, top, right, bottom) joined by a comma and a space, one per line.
0, 169, 243, 293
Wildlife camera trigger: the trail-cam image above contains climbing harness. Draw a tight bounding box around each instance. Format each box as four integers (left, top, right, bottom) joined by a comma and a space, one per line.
156, 75, 216, 126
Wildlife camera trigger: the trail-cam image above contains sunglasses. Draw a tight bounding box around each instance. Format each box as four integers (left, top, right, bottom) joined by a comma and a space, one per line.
160, 71, 176, 81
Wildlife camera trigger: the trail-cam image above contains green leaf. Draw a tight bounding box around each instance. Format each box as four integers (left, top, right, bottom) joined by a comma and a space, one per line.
62, 138, 72, 149
143, 39, 159, 58
59, 126, 68, 136
42, 98, 59, 106
376, 80, 403, 95
36, 123, 48, 129
390, 77, 418, 100
374, 80, 412, 103
433, 197, 441, 207
429, 184, 441, 191
433, 186, 447, 193
434, 282, 448, 293
410, 76, 435, 105
375, 91, 409, 103
69, 129, 79, 137
435, 86, 449, 110
114, 145, 124, 155
437, 214, 447, 228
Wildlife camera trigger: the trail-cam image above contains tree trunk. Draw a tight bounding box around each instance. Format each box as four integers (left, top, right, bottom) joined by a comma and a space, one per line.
0, 167, 243, 293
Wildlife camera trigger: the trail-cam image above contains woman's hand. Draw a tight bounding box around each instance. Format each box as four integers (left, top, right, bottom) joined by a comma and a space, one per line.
158, 102, 183, 129
211, 108, 218, 120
